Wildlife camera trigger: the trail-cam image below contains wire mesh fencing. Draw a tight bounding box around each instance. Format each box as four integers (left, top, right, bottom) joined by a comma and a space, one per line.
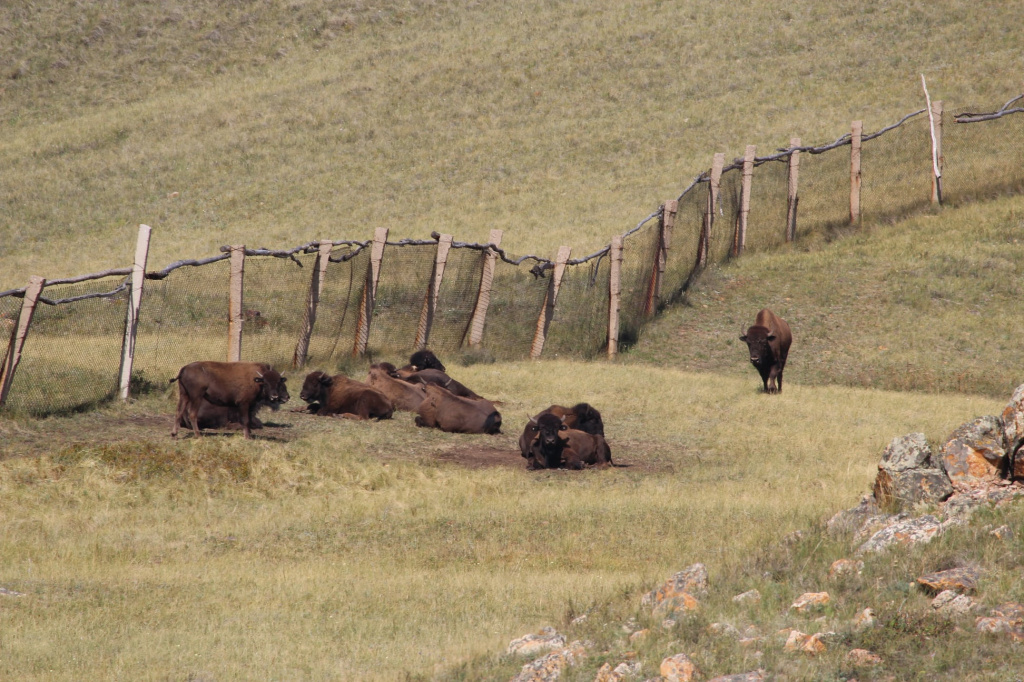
2, 94, 1024, 416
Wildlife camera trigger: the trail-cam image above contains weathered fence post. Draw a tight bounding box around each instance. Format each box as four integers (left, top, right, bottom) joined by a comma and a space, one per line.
118, 224, 152, 400
529, 246, 571, 359
353, 227, 389, 357
227, 245, 246, 362
644, 199, 678, 316
293, 239, 333, 369
465, 229, 503, 349
607, 235, 623, 359
698, 153, 725, 268
415, 233, 453, 350
786, 138, 801, 242
930, 100, 944, 204
0, 276, 45, 408
850, 120, 863, 224
733, 145, 756, 256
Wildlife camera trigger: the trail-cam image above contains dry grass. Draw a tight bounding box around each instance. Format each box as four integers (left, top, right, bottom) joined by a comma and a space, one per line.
0, 361, 1005, 679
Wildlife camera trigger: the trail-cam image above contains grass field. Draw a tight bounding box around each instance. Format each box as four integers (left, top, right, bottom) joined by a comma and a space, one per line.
4, 1, 1024, 679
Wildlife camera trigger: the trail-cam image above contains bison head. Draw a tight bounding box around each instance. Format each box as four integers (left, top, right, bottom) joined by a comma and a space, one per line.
300, 371, 332, 404
528, 412, 569, 468
409, 349, 445, 373
256, 368, 289, 408
740, 325, 776, 367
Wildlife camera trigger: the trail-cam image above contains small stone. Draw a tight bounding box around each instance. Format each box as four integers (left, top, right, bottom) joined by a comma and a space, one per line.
829, 559, 864, 579
614, 660, 642, 676
931, 590, 975, 617
662, 618, 677, 630
852, 608, 876, 631
507, 627, 566, 657
641, 564, 709, 608
707, 622, 742, 639
790, 592, 830, 613
570, 613, 589, 626
653, 591, 700, 617
0, 586, 25, 597
660, 653, 699, 682
732, 589, 761, 605
511, 641, 587, 682
594, 662, 622, 682
783, 630, 827, 655
990, 525, 1012, 539
916, 566, 980, 594
706, 671, 766, 682
846, 648, 883, 667
628, 629, 650, 642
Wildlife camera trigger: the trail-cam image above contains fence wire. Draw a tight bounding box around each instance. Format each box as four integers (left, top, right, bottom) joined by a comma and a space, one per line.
3, 97, 1024, 415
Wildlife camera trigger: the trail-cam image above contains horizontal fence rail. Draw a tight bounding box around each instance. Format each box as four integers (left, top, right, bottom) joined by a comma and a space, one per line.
1, 93, 1023, 415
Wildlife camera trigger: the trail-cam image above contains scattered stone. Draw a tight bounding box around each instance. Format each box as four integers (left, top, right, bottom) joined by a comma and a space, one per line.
852, 608, 876, 631
857, 514, 942, 554
990, 524, 1012, 539
732, 589, 761, 605
707, 622, 742, 639
790, 592, 830, 613
653, 592, 701, 618
827, 495, 881, 537
829, 559, 864, 579
570, 613, 589, 626
737, 637, 764, 648
975, 609, 1024, 642
622, 618, 639, 634
659, 653, 698, 682
916, 566, 980, 594
661, 618, 677, 630
511, 641, 586, 682
940, 416, 1007, 489
0, 586, 25, 597
707, 671, 766, 682
845, 648, 883, 667
853, 512, 899, 543
507, 627, 566, 657
614, 659, 642, 677
1000, 384, 1024, 478
782, 530, 805, 545
641, 564, 709, 609
783, 630, 827, 655
628, 629, 650, 643
931, 590, 975, 618
594, 662, 622, 682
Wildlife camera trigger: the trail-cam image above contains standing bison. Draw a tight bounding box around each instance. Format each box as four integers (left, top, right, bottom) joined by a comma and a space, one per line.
740, 308, 792, 394
171, 361, 289, 439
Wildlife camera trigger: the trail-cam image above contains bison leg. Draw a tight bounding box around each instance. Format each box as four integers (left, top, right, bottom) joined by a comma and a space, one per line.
238, 403, 252, 439
172, 389, 189, 438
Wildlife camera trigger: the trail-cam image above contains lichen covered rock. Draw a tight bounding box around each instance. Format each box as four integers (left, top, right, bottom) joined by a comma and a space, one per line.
940, 416, 1006, 488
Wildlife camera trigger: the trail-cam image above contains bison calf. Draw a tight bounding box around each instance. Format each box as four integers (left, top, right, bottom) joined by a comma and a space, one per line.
740, 308, 792, 394
300, 371, 394, 420
414, 384, 501, 434
171, 361, 289, 439
522, 412, 612, 470
517, 403, 604, 460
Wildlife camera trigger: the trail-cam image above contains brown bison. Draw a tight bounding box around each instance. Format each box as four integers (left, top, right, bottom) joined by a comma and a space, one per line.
740, 308, 792, 394
171, 361, 289, 439
414, 384, 502, 434
517, 403, 604, 459
406, 349, 446, 373
367, 364, 428, 411
300, 371, 394, 420
401, 368, 483, 400
176, 402, 262, 432
522, 412, 613, 470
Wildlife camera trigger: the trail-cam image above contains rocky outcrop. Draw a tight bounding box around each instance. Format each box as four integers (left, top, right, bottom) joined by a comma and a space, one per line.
642, 564, 706, 617
940, 416, 1007, 487
857, 514, 943, 554
916, 566, 980, 594
975, 603, 1024, 642
873, 433, 953, 510
507, 627, 566, 657
510, 640, 586, 682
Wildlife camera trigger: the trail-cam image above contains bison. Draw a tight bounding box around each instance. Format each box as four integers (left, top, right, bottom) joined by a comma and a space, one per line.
414, 384, 502, 434
407, 349, 446, 373
740, 308, 792, 394
300, 370, 394, 420
401, 368, 483, 400
171, 361, 289, 439
517, 403, 604, 459
176, 402, 262, 432
522, 412, 613, 470
367, 364, 429, 411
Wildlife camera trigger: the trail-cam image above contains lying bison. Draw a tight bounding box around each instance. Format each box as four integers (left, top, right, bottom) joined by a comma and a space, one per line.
740, 308, 792, 394
300, 371, 394, 420
367, 364, 428, 411
401, 368, 483, 400
522, 412, 613, 470
518, 403, 604, 459
414, 384, 501, 434
171, 361, 289, 439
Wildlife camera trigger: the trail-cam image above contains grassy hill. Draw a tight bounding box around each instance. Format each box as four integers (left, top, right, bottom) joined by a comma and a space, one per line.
2, 0, 1024, 288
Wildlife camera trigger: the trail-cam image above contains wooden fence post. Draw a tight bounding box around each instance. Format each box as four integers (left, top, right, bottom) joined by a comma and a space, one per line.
415, 233, 453, 350
698, 153, 725, 268
0, 276, 45, 408
293, 239, 333, 368
353, 227, 389, 357
644, 199, 677, 316
733, 145, 756, 256
530, 246, 571, 359
930, 100, 944, 204
786, 138, 801, 242
607, 235, 623, 359
118, 224, 152, 400
227, 245, 246, 362
465, 229, 502, 348
850, 120, 863, 224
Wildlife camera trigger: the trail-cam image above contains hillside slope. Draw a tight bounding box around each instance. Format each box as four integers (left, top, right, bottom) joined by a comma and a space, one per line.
628, 194, 1024, 398
2, 1, 1023, 287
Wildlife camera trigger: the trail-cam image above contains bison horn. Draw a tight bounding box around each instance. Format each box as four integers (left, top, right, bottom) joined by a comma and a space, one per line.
443, 378, 453, 387
527, 414, 538, 425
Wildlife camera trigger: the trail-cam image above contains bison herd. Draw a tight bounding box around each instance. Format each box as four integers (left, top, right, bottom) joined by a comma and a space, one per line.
170, 308, 792, 470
